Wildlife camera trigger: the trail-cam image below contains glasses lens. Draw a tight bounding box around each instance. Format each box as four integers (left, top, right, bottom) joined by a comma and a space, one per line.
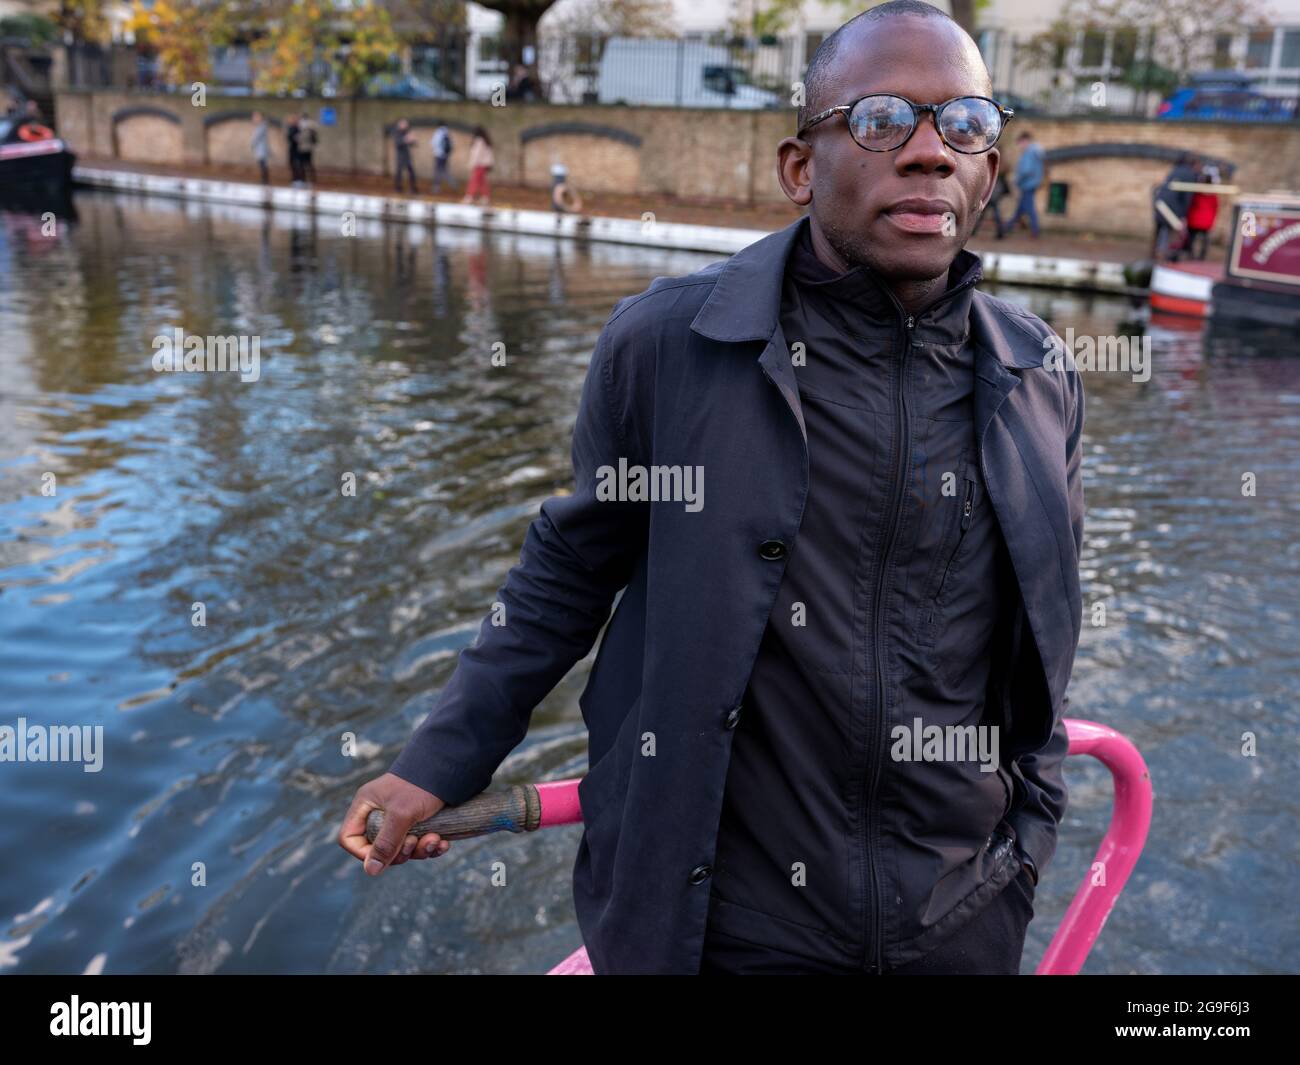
847, 95, 916, 151
939, 97, 1003, 153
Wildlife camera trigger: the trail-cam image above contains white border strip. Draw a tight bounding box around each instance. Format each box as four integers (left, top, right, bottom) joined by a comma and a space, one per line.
72, 166, 1130, 291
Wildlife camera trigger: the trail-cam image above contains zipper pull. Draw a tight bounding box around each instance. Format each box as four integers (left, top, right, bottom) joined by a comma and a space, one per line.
960, 481, 975, 530
905, 315, 915, 330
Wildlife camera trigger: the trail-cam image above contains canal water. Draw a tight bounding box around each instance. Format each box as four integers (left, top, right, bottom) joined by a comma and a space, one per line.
0, 192, 1296, 974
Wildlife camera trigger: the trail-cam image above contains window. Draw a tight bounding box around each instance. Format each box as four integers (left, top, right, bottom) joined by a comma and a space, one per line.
1246, 29, 1274, 68
1281, 29, 1300, 68
575, 34, 603, 75
1213, 34, 1233, 69
1112, 28, 1139, 72
1081, 30, 1106, 68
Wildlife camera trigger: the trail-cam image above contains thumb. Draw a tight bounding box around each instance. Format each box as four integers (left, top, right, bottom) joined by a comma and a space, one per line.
365, 809, 414, 876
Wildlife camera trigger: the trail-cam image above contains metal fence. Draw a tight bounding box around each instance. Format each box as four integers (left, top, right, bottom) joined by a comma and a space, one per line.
39, 28, 1300, 123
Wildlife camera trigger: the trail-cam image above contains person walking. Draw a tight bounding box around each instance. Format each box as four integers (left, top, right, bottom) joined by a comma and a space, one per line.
341, 2, 1079, 977
462, 126, 494, 206
1152, 154, 1198, 262
999, 130, 1044, 238
393, 118, 418, 194
250, 111, 270, 185
431, 122, 455, 193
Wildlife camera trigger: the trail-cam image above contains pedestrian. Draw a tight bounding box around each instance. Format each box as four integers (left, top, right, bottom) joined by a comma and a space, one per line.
550, 161, 582, 214
431, 122, 454, 193
1152, 154, 1198, 261
341, 1, 1080, 977
298, 116, 318, 185
393, 118, 417, 194
973, 170, 1009, 239
462, 126, 493, 206
999, 130, 1044, 238
250, 110, 270, 185
1185, 161, 1220, 262
285, 113, 305, 187
506, 63, 539, 102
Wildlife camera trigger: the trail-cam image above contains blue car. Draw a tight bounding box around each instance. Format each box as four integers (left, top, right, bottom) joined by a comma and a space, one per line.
1158, 74, 1297, 121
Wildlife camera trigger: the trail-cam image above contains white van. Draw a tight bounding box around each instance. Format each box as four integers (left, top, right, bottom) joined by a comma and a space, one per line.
597, 38, 781, 109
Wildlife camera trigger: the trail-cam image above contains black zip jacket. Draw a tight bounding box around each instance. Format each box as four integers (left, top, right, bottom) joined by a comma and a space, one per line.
389, 216, 1084, 974
708, 221, 1035, 970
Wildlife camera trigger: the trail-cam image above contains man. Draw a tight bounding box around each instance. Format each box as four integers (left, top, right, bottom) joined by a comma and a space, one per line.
285, 113, 304, 187
393, 118, 418, 194
339, 1, 1082, 976
431, 122, 454, 194
1152, 154, 1198, 262
250, 111, 270, 185
1000, 130, 1044, 238
298, 116, 318, 185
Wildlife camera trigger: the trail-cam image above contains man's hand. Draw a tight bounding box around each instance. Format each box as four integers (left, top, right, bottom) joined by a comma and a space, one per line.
338, 773, 450, 875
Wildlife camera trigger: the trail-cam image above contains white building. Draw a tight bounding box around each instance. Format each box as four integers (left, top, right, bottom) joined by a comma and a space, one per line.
462, 0, 1300, 105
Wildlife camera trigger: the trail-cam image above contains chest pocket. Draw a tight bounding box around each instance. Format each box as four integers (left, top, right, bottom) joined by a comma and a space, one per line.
917, 452, 988, 651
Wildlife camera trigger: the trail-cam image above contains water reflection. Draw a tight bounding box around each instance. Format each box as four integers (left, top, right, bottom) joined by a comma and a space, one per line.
0, 192, 1296, 974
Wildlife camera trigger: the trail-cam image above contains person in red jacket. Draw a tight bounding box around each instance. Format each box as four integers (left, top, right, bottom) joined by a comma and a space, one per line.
1186, 163, 1220, 261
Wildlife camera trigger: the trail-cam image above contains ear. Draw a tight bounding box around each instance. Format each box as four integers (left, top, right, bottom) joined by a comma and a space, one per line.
977, 148, 1001, 213
777, 136, 814, 208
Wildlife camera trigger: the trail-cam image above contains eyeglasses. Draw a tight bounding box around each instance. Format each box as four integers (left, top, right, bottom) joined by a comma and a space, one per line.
797, 94, 1013, 155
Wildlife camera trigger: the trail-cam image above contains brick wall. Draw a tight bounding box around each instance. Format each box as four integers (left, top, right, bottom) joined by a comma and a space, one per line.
55, 89, 1300, 241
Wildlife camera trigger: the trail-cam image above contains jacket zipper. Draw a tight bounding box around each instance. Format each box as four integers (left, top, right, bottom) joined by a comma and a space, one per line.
862, 311, 914, 974
933, 474, 976, 607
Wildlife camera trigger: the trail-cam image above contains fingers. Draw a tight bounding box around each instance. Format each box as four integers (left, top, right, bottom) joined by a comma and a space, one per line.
337, 792, 378, 861
365, 806, 417, 875
416, 833, 450, 859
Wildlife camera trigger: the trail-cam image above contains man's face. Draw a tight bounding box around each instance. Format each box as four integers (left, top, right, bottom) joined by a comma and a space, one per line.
780, 17, 1000, 283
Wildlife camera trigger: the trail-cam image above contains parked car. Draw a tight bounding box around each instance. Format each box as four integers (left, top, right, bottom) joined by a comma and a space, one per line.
1158, 73, 1297, 121
364, 73, 462, 101
597, 38, 780, 109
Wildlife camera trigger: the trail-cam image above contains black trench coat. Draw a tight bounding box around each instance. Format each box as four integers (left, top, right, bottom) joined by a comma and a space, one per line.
390, 218, 1085, 974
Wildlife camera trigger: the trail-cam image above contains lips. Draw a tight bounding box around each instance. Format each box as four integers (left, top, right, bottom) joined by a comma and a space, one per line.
883, 198, 957, 235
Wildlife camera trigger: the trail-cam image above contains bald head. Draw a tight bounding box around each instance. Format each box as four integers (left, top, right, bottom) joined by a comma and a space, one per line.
799, 1, 992, 132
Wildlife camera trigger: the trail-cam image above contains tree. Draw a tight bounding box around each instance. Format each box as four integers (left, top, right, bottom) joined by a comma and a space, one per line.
543, 0, 674, 37
55, 0, 111, 45
126, 0, 233, 86
475, 1, 556, 76
251, 0, 401, 96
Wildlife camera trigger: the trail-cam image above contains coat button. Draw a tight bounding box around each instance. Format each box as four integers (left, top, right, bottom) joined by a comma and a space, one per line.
758, 539, 787, 561
688, 864, 712, 885
724, 704, 742, 729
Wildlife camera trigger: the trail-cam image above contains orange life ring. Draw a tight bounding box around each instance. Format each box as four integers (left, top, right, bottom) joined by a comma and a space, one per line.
552, 182, 583, 214
17, 122, 55, 142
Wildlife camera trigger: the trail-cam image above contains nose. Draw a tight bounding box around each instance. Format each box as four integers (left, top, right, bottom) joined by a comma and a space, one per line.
894, 110, 955, 176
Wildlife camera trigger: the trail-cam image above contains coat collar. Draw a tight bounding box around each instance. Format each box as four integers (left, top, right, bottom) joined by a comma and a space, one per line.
689, 215, 1047, 378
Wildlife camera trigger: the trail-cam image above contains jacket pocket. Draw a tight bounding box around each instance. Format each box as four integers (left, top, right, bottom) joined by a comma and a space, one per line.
918, 454, 984, 648
933, 464, 981, 606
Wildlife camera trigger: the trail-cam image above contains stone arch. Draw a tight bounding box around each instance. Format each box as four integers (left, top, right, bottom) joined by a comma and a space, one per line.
518, 122, 642, 193
111, 106, 183, 164
1043, 141, 1236, 178
1037, 142, 1237, 237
